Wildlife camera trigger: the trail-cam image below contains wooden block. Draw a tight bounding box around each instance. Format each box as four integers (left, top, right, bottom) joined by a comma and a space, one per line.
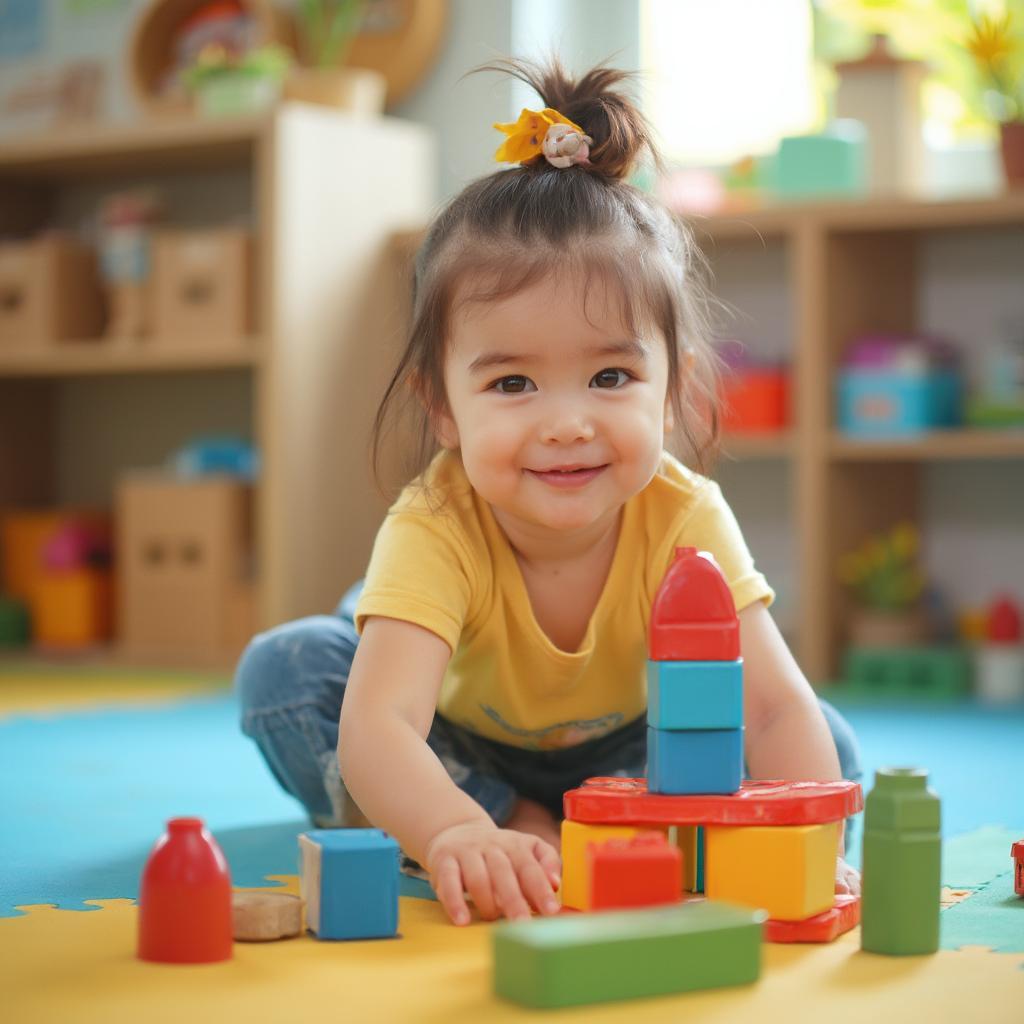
493, 901, 765, 1009
705, 821, 838, 921
677, 825, 699, 891
765, 894, 860, 943
647, 659, 743, 729
647, 726, 743, 795
588, 833, 683, 910
232, 892, 304, 941
560, 820, 661, 911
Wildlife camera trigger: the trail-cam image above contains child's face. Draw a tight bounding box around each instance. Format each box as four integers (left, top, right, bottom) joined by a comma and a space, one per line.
437, 270, 676, 536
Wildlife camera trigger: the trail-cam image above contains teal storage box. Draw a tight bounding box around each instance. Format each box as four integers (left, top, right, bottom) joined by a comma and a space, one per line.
838, 368, 962, 437
647, 659, 743, 730
776, 119, 867, 199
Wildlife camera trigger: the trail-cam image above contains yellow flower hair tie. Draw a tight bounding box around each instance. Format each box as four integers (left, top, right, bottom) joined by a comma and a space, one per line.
493, 107, 593, 168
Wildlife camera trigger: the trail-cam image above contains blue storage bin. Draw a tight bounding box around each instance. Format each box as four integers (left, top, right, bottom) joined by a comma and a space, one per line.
837, 368, 962, 438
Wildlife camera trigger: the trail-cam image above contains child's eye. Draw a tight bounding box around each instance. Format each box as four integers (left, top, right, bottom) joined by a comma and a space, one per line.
491, 375, 536, 394
591, 368, 631, 389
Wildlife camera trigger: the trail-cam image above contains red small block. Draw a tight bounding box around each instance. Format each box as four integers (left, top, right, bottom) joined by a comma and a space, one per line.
588, 833, 683, 910
764, 894, 860, 944
1012, 840, 1024, 897
649, 547, 740, 662
564, 777, 864, 827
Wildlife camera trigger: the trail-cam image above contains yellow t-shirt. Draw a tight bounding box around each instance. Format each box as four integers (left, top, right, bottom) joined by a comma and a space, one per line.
354, 450, 773, 751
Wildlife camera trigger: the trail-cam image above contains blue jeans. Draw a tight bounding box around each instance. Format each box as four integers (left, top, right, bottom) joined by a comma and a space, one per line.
236, 581, 862, 840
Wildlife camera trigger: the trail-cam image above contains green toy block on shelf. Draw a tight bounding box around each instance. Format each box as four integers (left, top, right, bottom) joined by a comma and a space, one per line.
0, 595, 30, 647
493, 901, 765, 1009
837, 645, 972, 701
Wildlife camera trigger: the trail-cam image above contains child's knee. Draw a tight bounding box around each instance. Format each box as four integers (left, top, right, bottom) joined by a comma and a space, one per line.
235, 616, 345, 725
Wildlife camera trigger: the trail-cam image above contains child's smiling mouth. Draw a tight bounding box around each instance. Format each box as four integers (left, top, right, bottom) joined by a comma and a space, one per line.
526, 464, 608, 488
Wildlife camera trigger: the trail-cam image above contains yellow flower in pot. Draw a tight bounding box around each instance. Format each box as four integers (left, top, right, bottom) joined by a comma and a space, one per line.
965, 10, 1024, 186
839, 522, 929, 648
285, 0, 387, 115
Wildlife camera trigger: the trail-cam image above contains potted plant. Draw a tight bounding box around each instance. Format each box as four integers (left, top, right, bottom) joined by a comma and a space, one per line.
965, 10, 1024, 187
285, 0, 387, 115
182, 43, 292, 117
838, 522, 929, 647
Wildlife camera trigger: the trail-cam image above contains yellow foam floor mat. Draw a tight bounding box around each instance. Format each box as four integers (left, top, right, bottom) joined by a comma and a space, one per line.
5, 876, 1023, 1024
0, 659, 228, 716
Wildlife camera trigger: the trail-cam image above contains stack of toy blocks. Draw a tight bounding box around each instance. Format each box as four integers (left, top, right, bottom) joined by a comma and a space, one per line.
561, 546, 865, 941
647, 546, 744, 796
298, 828, 399, 940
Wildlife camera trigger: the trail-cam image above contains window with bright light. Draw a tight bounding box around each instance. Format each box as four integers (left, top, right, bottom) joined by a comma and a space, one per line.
641, 0, 818, 166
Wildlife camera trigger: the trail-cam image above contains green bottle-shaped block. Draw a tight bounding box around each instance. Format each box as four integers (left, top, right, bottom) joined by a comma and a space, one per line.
861, 767, 941, 955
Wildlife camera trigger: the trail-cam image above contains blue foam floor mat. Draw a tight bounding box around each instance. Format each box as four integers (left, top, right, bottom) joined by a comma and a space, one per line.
3, 687, 1022, 918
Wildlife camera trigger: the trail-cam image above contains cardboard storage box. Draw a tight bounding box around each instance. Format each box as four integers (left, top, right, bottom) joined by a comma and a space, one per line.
151, 228, 253, 343
116, 475, 255, 664
0, 235, 104, 348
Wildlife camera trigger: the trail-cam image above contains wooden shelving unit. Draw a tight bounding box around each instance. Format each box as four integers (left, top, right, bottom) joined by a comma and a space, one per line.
0, 106, 435, 647
695, 193, 1024, 681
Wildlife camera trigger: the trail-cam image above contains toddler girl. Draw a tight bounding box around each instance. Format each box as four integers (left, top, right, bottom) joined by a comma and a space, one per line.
236, 59, 862, 927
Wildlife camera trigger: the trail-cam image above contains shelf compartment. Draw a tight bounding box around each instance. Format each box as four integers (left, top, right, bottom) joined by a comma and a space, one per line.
830, 429, 1024, 461
0, 338, 262, 377
0, 114, 266, 181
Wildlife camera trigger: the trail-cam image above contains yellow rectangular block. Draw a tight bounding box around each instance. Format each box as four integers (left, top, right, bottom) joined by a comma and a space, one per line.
705, 821, 838, 921
560, 821, 667, 911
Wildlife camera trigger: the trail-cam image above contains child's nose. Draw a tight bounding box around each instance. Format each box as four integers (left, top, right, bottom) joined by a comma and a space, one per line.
541, 407, 595, 445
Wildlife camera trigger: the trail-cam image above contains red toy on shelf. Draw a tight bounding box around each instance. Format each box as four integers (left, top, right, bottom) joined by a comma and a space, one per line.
648, 547, 740, 662
137, 817, 233, 964
588, 833, 684, 911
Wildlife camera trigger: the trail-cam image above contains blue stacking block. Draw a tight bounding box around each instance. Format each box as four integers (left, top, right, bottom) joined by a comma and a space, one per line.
647, 659, 743, 730
647, 726, 743, 795
298, 828, 399, 940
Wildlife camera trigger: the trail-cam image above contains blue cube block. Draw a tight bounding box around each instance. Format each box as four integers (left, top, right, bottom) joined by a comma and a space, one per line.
647, 726, 743, 795
299, 828, 399, 940
647, 659, 743, 730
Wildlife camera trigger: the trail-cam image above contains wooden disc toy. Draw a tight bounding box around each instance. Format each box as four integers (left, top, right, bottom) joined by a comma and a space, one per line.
232, 891, 304, 942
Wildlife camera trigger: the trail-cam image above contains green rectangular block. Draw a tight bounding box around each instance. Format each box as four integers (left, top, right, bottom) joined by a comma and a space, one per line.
493, 901, 765, 1009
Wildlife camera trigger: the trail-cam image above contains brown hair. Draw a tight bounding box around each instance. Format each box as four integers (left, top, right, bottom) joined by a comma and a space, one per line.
371, 57, 722, 497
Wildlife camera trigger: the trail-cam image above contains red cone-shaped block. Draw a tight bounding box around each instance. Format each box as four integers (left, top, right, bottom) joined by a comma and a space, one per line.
649, 547, 739, 661
137, 817, 233, 963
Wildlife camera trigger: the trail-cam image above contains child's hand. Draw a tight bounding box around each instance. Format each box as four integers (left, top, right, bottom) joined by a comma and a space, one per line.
836, 857, 861, 896
423, 821, 562, 926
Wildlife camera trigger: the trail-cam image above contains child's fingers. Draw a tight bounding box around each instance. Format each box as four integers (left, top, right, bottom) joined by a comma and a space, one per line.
484, 847, 531, 921
460, 850, 499, 921
432, 856, 471, 926
514, 852, 561, 916
532, 839, 562, 890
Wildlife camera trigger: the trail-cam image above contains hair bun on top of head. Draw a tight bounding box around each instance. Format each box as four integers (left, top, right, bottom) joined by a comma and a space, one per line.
481, 57, 660, 182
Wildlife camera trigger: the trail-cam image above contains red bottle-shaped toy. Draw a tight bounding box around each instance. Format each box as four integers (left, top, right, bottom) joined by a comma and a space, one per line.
137, 817, 233, 963
649, 547, 740, 661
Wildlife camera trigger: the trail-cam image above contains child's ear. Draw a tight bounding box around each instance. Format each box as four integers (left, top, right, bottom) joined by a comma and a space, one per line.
433, 405, 460, 450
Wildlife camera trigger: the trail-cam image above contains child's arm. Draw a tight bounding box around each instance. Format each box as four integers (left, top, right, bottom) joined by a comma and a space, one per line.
338, 616, 561, 924
739, 602, 860, 894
